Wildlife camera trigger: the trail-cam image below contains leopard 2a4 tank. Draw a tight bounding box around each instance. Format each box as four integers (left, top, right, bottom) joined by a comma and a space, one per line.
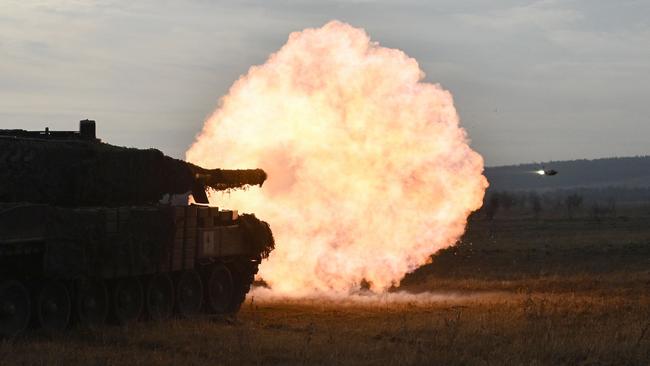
0, 120, 274, 336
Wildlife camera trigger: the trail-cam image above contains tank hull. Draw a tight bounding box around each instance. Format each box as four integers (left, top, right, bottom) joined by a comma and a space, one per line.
0, 203, 273, 335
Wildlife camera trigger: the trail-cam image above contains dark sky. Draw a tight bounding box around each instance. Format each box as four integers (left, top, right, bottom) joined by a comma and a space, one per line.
1, 0, 649, 166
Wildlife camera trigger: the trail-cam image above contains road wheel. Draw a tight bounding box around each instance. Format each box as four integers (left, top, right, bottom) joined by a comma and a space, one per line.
0, 281, 31, 337
112, 277, 143, 325
146, 274, 174, 321
205, 264, 233, 314
37, 280, 71, 332
76, 279, 109, 327
176, 270, 202, 318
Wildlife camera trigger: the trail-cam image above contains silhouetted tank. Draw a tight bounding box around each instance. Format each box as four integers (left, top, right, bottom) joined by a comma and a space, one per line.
0, 120, 274, 336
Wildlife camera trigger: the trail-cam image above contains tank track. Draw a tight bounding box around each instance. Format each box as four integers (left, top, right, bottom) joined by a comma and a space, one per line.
0, 258, 260, 337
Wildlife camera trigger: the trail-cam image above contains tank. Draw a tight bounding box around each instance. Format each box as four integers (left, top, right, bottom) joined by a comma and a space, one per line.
0, 120, 275, 336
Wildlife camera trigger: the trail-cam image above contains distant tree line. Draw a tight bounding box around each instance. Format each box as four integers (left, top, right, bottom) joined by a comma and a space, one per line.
477, 186, 650, 220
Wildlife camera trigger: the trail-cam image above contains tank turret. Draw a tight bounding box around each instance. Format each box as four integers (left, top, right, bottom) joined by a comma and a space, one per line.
0, 120, 266, 206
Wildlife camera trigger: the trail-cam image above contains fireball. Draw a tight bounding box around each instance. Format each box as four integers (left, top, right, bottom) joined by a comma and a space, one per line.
187, 21, 488, 296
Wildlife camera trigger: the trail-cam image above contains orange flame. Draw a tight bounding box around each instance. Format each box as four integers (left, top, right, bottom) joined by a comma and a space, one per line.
187, 21, 488, 296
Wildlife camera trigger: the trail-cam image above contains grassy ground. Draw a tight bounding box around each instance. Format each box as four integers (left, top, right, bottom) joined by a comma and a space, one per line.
2, 213, 650, 365
2, 293, 649, 365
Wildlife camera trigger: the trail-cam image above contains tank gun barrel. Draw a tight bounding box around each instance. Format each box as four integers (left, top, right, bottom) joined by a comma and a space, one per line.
192, 167, 267, 191
188, 166, 267, 204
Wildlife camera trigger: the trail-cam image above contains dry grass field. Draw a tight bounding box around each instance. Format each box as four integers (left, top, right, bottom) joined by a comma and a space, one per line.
2, 213, 650, 365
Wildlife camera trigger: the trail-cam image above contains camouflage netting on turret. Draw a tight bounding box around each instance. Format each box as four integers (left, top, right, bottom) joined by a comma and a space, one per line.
238, 214, 275, 259
0, 137, 265, 207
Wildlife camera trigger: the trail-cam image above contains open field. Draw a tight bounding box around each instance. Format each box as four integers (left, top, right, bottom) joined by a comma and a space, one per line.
404, 213, 650, 294
2, 214, 650, 365
1, 292, 649, 365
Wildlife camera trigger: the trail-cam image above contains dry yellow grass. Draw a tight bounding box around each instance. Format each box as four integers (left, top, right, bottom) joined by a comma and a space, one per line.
1, 291, 649, 365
